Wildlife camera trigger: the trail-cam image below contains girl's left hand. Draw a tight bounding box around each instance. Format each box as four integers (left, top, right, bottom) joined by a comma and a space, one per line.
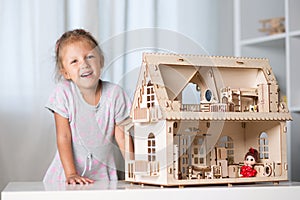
66, 174, 95, 185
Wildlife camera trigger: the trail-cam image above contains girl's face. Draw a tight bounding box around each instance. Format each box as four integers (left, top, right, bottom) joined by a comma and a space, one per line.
244, 155, 256, 166
60, 40, 102, 91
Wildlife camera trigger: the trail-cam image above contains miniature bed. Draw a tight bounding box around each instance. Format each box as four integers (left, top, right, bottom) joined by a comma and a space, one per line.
124, 53, 292, 186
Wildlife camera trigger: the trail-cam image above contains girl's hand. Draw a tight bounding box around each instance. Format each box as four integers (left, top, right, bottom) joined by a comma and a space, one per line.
66, 174, 94, 185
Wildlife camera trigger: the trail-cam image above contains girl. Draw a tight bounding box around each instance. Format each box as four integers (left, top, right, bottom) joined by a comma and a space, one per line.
43, 29, 133, 184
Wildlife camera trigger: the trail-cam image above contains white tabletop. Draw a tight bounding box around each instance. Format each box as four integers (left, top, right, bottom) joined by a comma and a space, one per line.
2, 181, 300, 200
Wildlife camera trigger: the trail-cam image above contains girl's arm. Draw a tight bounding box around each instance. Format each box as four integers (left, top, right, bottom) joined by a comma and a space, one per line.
54, 112, 94, 184
115, 125, 134, 160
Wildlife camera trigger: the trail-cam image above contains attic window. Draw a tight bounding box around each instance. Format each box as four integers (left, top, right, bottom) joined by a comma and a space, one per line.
146, 83, 155, 108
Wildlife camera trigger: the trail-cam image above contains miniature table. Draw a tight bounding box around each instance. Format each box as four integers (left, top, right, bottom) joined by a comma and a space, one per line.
2, 181, 300, 200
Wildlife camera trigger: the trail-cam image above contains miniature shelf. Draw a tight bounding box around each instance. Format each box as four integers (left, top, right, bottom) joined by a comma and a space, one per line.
2, 181, 300, 200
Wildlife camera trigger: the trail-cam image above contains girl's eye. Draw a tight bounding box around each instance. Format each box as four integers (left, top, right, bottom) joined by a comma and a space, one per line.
70, 59, 77, 64
87, 55, 94, 59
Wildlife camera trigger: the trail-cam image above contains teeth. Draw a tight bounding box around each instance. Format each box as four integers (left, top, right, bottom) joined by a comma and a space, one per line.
81, 72, 92, 77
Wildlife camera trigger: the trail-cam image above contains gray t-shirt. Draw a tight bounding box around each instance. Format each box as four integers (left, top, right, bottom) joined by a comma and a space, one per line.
43, 80, 131, 183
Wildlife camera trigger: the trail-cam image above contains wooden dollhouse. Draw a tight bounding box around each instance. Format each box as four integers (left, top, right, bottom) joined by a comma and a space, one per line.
124, 53, 291, 186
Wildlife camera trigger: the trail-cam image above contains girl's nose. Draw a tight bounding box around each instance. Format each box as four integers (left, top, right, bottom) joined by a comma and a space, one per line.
80, 60, 90, 69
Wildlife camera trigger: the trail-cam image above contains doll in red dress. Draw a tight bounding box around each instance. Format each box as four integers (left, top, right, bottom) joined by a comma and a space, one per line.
240, 148, 259, 177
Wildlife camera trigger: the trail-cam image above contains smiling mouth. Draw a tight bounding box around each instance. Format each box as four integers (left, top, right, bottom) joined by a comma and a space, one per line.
80, 71, 93, 78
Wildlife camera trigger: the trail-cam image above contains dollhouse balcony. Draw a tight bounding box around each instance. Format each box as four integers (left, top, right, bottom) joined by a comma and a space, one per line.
181, 103, 224, 112
133, 108, 149, 122
133, 106, 160, 123
128, 160, 160, 177
181, 104, 202, 112
177, 102, 291, 121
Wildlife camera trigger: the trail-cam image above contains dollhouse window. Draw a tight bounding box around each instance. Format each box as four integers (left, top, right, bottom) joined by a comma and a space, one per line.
259, 132, 269, 159
200, 157, 204, 164
192, 136, 205, 165
146, 82, 155, 108
205, 89, 213, 102
194, 157, 199, 164
217, 136, 234, 164
194, 148, 198, 154
148, 133, 156, 161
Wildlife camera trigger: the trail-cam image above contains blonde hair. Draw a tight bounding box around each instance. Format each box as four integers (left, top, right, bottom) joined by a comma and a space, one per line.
54, 29, 104, 81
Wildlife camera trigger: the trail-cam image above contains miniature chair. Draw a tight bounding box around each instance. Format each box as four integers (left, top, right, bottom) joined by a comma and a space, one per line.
205, 165, 222, 179
212, 165, 222, 179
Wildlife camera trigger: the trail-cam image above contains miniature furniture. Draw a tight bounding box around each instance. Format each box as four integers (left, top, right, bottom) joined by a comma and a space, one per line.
124, 53, 291, 186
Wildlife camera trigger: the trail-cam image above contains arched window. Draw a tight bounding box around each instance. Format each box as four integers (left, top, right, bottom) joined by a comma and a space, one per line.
259, 132, 269, 159
148, 133, 156, 161
217, 136, 234, 164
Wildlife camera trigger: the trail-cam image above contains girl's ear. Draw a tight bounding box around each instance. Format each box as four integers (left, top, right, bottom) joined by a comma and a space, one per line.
60, 68, 71, 80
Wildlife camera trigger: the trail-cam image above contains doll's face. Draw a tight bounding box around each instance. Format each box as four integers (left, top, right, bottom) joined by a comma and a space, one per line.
244, 155, 256, 166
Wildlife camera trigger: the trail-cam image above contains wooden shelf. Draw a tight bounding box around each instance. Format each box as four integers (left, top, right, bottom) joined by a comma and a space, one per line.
290, 107, 300, 113
241, 33, 286, 46
290, 30, 300, 37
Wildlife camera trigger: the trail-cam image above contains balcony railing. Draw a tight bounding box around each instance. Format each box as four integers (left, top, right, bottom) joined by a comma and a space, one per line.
181, 104, 202, 112
128, 160, 160, 176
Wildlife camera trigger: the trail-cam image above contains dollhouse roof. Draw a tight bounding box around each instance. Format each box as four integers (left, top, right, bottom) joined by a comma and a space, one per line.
131, 53, 292, 121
